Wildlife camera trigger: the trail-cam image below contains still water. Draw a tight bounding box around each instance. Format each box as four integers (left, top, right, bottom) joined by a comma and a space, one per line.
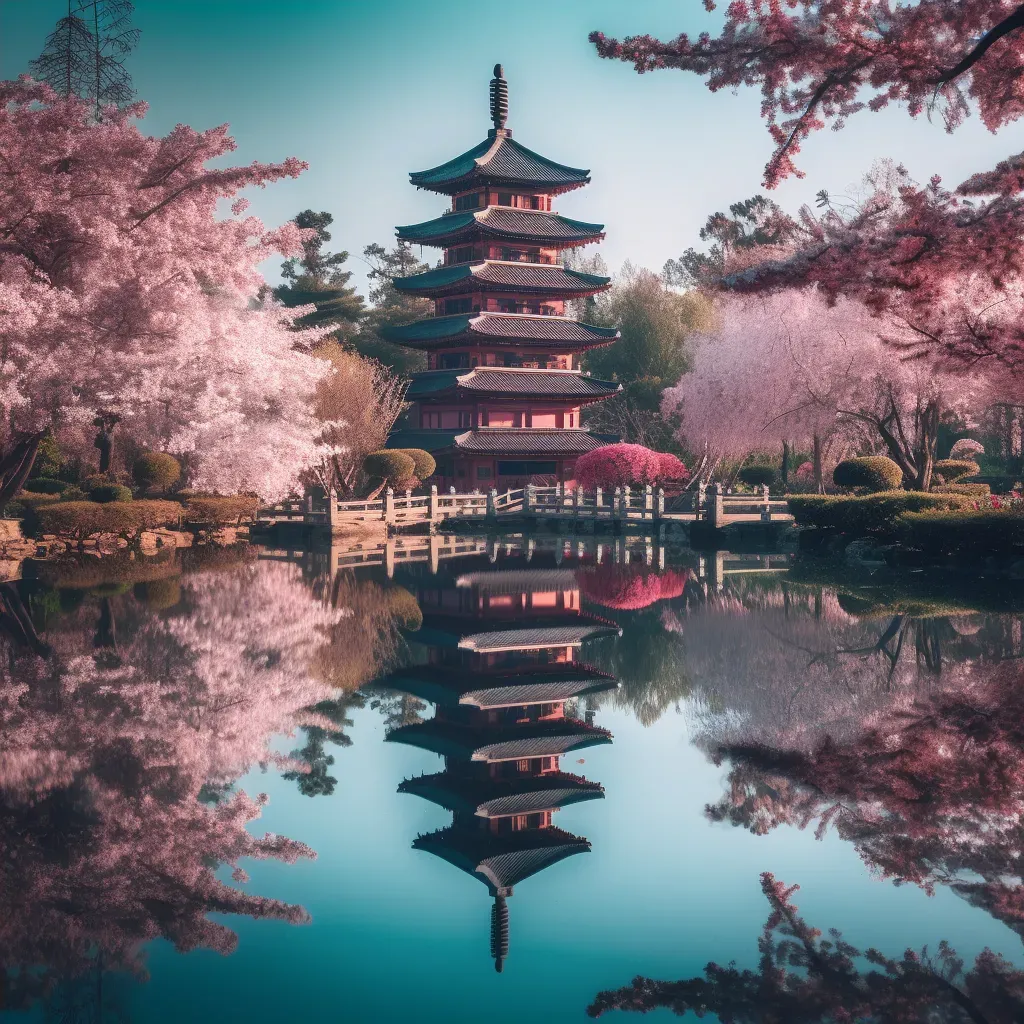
1, 536, 1023, 1021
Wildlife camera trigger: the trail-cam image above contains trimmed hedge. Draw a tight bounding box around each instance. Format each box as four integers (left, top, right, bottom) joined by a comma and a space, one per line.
932, 483, 991, 497
933, 459, 980, 483
16, 491, 64, 508
26, 477, 67, 494
833, 456, 903, 492
364, 450, 415, 486
788, 491, 974, 536
898, 509, 1024, 557
33, 499, 182, 538
183, 495, 259, 524
133, 451, 181, 490
91, 484, 133, 503
392, 448, 436, 481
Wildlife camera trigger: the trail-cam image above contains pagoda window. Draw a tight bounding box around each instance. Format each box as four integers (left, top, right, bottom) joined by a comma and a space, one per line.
454, 192, 483, 211
447, 245, 475, 265
529, 195, 542, 210
476, 466, 492, 480
496, 191, 514, 206
438, 352, 470, 369
443, 297, 472, 315
486, 410, 522, 428
497, 460, 557, 476
530, 412, 562, 428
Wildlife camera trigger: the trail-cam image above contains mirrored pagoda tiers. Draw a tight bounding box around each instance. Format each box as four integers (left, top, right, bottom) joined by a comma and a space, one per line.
384, 553, 619, 971
384, 65, 621, 489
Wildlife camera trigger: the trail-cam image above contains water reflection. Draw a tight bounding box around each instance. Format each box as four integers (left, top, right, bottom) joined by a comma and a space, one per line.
382, 551, 620, 971
3, 533, 1024, 1020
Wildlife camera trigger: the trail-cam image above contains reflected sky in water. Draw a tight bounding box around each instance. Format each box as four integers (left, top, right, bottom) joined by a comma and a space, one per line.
1, 536, 1022, 1021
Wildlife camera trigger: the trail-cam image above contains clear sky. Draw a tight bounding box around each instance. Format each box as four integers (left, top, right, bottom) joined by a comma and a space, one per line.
3, 0, 1023, 296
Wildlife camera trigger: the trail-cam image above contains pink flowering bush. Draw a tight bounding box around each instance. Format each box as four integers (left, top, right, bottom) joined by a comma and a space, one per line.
575, 444, 685, 489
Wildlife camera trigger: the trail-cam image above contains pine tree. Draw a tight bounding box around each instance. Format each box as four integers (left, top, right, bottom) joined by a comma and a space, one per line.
30, 1, 139, 114
273, 210, 365, 340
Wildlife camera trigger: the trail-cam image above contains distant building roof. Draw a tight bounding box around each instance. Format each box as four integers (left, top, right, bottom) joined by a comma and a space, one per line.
451, 429, 611, 455
396, 207, 604, 248
392, 261, 610, 299
379, 312, 619, 349
409, 130, 591, 196
406, 368, 621, 402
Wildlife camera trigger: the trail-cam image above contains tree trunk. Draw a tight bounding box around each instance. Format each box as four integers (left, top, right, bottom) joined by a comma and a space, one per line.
781, 440, 790, 489
0, 432, 46, 508
812, 433, 824, 494
913, 399, 940, 492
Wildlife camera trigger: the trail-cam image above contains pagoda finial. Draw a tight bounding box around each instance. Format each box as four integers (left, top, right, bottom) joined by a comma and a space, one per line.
489, 64, 508, 132
490, 893, 509, 972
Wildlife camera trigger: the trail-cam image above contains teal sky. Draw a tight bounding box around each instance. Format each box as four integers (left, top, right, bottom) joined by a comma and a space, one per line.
3, 0, 1023, 295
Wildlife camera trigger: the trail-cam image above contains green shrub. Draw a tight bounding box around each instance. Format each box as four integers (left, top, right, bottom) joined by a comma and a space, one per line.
392, 448, 436, 481
932, 483, 991, 497
738, 465, 777, 488
16, 491, 63, 508
133, 452, 181, 491
31, 435, 63, 479
135, 577, 183, 610
59, 486, 88, 502
833, 456, 903, 492
788, 491, 975, 537
364, 450, 416, 486
27, 477, 67, 494
933, 459, 981, 483
32, 500, 182, 538
83, 474, 112, 492
90, 484, 133, 503
898, 509, 1024, 557
183, 495, 259, 524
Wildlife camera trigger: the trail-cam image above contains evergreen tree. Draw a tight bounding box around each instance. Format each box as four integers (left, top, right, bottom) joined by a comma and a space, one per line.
273, 210, 365, 340
30, 1, 139, 114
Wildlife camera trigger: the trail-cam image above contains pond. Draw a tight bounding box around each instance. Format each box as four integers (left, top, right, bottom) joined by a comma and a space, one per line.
1, 535, 1022, 1022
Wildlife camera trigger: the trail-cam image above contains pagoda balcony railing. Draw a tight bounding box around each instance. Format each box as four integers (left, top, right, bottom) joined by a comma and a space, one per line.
445, 253, 557, 267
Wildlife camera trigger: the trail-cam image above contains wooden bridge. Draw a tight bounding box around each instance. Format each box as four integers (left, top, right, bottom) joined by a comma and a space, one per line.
257, 482, 791, 533
258, 530, 791, 582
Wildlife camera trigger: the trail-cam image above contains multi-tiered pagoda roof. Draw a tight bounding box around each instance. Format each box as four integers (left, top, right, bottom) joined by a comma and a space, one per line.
384, 65, 620, 487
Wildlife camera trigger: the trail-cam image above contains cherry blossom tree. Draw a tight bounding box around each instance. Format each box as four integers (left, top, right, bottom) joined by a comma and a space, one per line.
590, 3, 1024, 385
0, 80, 335, 501
587, 872, 1024, 1020
663, 290, 990, 489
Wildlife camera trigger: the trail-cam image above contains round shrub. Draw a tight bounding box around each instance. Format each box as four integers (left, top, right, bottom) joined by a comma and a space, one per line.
27, 477, 67, 494
392, 448, 436, 482
932, 482, 991, 497
90, 484, 133, 503
833, 456, 903, 492
574, 443, 661, 489
949, 438, 985, 460
738, 465, 778, 488
83, 474, 112, 492
655, 452, 689, 482
364, 450, 416, 486
133, 451, 181, 491
933, 459, 980, 484
59, 486, 88, 502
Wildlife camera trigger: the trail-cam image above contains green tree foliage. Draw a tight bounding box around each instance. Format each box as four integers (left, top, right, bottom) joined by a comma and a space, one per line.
582, 264, 713, 446
833, 456, 904, 492
363, 450, 415, 489
29, 435, 63, 480
273, 210, 365, 338
355, 242, 432, 374
662, 195, 794, 287
392, 448, 436, 481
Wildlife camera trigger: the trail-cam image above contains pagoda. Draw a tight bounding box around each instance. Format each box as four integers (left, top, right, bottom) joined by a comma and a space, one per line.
384, 65, 621, 489
384, 557, 619, 971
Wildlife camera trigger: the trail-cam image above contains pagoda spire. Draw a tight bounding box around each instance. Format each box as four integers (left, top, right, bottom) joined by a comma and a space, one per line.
489, 64, 508, 132
491, 892, 510, 972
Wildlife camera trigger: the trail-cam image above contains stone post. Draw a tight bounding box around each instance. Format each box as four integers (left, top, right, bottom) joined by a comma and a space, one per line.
656, 487, 665, 520
595, 486, 603, 513
429, 484, 439, 524
384, 538, 396, 578
613, 487, 622, 519
708, 482, 724, 529
526, 483, 535, 511
383, 487, 395, 526
573, 486, 582, 519
697, 480, 707, 518
644, 484, 653, 519
487, 487, 497, 521
328, 488, 340, 533
620, 486, 631, 523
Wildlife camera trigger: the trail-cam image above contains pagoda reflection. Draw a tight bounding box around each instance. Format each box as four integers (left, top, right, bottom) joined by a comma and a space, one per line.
384, 553, 619, 971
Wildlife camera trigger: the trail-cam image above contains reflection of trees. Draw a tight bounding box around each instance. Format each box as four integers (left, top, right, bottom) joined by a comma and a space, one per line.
586, 603, 691, 727
587, 872, 1024, 1021
0, 561, 341, 1008
282, 571, 421, 797
704, 655, 1024, 944
685, 583, 999, 750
